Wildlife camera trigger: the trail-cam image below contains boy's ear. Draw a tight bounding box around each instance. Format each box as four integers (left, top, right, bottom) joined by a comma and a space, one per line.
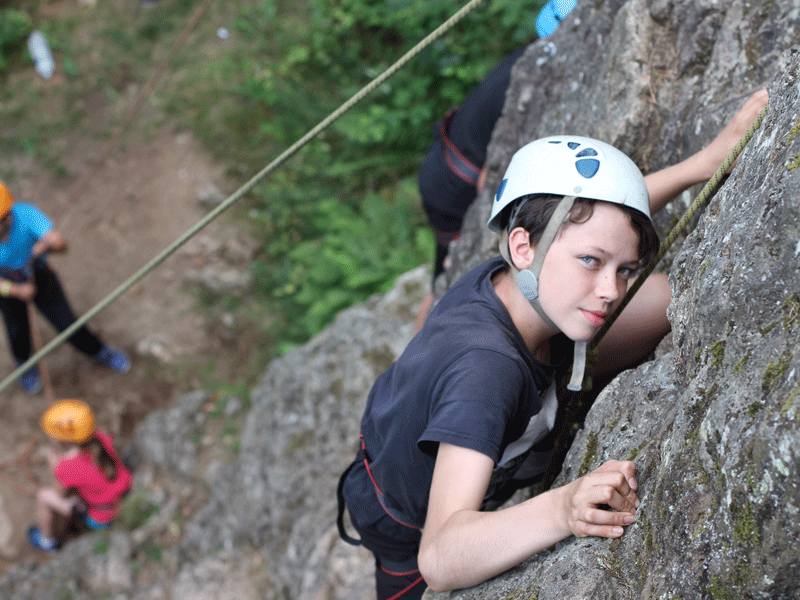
508, 226, 535, 270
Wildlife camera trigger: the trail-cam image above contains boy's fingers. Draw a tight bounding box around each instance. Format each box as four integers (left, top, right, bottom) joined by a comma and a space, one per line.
577, 522, 626, 539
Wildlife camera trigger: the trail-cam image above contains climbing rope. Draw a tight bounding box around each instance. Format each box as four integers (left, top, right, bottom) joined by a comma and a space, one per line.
0, 0, 490, 395
541, 102, 770, 491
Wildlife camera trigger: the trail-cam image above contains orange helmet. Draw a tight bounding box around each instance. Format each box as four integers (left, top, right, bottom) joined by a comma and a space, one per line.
41, 399, 96, 444
0, 182, 12, 219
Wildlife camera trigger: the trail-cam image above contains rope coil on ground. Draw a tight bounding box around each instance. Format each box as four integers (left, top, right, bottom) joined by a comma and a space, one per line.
0, 0, 489, 395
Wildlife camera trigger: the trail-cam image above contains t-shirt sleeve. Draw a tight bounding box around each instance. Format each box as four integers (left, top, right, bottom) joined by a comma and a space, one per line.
54, 456, 82, 488
418, 348, 526, 464
17, 203, 52, 239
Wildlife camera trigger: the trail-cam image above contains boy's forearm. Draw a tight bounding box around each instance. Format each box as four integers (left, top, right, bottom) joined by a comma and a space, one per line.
419, 487, 570, 592
645, 89, 769, 216
644, 151, 710, 215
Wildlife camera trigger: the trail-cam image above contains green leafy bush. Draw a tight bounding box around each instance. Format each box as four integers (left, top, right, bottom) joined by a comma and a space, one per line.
229, 0, 544, 185
251, 175, 433, 352
0, 9, 32, 72
224, 0, 545, 349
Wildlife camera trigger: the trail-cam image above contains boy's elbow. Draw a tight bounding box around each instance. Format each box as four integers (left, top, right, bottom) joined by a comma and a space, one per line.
418, 543, 455, 593
418, 543, 445, 592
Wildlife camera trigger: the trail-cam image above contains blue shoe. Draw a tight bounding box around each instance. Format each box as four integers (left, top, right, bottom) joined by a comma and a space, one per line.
93, 346, 131, 374
27, 526, 59, 552
18, 364, 42, 394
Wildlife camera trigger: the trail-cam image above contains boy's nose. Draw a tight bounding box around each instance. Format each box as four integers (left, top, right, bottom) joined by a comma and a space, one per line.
595, 269, 621, 301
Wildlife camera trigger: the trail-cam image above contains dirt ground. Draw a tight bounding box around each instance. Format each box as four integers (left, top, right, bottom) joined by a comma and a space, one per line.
0, 97, 250, 565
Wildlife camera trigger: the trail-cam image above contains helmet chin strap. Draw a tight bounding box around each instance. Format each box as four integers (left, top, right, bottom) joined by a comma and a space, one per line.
499, 195, 587, 392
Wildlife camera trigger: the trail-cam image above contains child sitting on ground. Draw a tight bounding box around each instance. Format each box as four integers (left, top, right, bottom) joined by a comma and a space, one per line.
28, 399, 132, 551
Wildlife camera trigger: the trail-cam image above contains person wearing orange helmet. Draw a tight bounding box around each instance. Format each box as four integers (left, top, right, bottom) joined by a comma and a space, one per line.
28, 399, 132, 551
0, 182, 131, 393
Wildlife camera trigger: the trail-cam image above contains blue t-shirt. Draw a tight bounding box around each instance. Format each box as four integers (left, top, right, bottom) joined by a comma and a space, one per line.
354, 257, 557, 530
0, 203, 52, 280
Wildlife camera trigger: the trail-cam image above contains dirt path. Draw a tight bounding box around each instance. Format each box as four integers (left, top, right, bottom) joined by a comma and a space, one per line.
0, 121, 243, 565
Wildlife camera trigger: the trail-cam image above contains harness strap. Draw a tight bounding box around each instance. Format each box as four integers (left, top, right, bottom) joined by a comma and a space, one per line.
499, 195, 588, 390
336, 457, 363, 546
440, 108, 482, 186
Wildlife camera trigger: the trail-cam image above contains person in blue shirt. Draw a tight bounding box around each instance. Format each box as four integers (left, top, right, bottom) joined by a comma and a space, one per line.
0, 182, 131, 393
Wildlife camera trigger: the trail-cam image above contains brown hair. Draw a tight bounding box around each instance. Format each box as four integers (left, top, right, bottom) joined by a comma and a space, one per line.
81, 436, 117, 480
507, 194, 659, 266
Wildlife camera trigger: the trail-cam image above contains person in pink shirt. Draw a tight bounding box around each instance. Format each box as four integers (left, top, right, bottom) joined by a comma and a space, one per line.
28, 399, 132, 551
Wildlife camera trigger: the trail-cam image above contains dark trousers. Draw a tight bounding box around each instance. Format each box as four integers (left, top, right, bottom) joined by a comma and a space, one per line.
374, 554, 426, 600
338, 450, 428, 600
0, 261, 103, 363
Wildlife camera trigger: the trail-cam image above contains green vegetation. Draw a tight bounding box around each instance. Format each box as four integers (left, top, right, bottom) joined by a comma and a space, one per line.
781, 381, 800, 416
93, 532, 111, 554
0, 8, 32, 72
626, 441, 645, 461
578, 431, 599, 477
706, 575, 735, 600
734, 350, 751, 373
1, 0, 546, 355
117, 490, 160, 530
731, 499, 759, 546
783, 294, 800, 331
710, 340, 725, 369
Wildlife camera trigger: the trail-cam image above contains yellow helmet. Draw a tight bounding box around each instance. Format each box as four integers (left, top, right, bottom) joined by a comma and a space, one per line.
0, 182, 12, 219
41, 399, 96, 444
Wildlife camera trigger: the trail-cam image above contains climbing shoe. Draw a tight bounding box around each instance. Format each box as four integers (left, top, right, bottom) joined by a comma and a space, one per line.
17, 364, 42, 394
93, 346, 131, 374
27, 526, 59, 552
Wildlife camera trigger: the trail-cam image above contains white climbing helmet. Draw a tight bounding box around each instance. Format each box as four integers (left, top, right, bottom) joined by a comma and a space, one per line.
487, 136, 651, 392
487, 135, 651, 233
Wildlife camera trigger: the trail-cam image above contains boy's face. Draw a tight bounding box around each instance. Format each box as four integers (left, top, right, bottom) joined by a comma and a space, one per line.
536, 202, 641, 342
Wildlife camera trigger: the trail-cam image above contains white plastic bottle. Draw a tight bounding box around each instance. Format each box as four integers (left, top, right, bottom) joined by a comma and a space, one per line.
27, 30, 55, 80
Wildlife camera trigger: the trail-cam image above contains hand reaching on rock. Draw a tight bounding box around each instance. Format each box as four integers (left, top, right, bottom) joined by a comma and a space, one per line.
698, 88, 769, 179
559, 459, 639, 539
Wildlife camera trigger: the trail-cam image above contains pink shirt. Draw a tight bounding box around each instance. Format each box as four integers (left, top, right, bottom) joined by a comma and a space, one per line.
54, 430, 132, 523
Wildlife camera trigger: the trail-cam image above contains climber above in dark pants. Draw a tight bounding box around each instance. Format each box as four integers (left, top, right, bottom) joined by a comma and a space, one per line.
417, 0, 581, 290
0, 182, 131, 394
418, 44, 529, 290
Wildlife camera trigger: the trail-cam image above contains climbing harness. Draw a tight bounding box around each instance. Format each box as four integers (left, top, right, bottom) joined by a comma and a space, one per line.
440, 107, 482, 186
0, 0, 491, 395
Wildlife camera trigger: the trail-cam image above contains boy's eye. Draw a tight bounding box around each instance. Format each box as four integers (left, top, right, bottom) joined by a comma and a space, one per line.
580, 256, 599, 266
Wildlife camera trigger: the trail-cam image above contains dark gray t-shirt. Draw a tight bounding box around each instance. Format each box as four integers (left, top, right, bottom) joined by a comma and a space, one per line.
355, 257, 557, 530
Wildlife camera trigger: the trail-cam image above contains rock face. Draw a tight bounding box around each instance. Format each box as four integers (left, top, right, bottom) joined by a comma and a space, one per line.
1, 1, 798, 599
425, 0, 800, 599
